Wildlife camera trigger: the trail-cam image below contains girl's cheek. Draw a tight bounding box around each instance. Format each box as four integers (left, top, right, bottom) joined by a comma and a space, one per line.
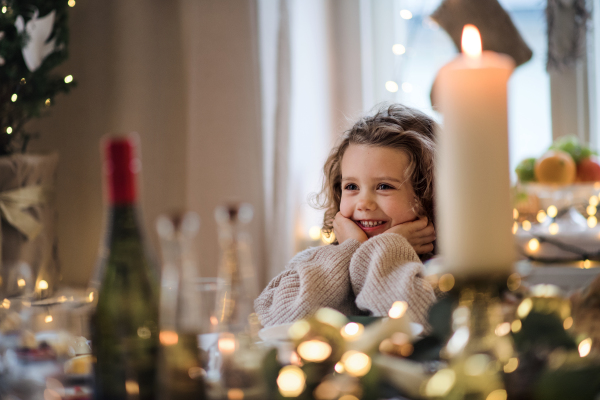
339, 200, 353, 218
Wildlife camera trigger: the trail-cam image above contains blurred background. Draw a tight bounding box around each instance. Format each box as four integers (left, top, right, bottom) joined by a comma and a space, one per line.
25, 0, 600, 290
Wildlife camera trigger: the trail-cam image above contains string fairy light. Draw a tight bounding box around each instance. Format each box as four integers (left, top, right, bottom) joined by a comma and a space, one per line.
400, 9, 413, 19
227, 389, 244, 400
424, 369, 455, 397
288, 320, 310, 340
341, 350, 371, 377
125, 381, 139, 396
308, 226, 321, 241
218, 333, 236, 354
511, 319, 522, 333
388, 301, 408, 319
563, 316, 574, 329
578, 338, 592, 357
277, 365, 305, 397
392, 44, 406, 55
340, 322, 364, 341
438, 274, 455, 292
159, 330, 179, 346
536, 210, 547, 223
487, 389, 508, 400
495, 322, 511, 337
321, 232, 335, 244
517, 298, 533, 319
385, 81, 399, 93
297, 340, 332, 362
587, 205, 597, 216
507, 273, 521, 291
64, 75, 74, 84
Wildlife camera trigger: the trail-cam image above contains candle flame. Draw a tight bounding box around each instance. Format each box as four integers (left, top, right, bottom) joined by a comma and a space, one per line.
461, 25, 482, 57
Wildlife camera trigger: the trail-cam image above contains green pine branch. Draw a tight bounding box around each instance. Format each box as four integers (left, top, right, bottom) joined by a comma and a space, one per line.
0, 0, 76, 155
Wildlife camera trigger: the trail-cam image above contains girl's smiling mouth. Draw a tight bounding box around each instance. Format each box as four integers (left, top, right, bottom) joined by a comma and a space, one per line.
354, 219, 387, 232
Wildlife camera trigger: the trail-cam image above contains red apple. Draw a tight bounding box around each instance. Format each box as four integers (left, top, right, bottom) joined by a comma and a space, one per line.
576, 158, 600, 182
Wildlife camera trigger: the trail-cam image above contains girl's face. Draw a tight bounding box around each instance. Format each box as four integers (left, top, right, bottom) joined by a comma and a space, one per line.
339, 144, 417, 238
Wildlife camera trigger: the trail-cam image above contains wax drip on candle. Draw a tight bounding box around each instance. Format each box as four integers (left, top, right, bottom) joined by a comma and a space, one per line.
461, 25, 482, 58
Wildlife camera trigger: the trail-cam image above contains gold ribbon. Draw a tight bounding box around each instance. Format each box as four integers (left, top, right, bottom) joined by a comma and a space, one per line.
0, 185, 51, 263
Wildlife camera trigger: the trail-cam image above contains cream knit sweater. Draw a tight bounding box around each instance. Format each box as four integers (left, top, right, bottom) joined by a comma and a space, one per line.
254, 233, 436, 327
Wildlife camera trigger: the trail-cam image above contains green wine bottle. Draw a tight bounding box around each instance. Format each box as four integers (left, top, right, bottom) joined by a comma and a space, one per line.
90, 134, 159, 400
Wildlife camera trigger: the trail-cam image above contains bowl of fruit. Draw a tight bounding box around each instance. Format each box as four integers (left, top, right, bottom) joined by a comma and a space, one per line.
516, 136, 600, 186
513, 137, 600, 263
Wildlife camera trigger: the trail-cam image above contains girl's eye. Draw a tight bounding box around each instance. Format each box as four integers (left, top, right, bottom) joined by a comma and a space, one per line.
344, 183, 358, 191
377, 183, 394, 190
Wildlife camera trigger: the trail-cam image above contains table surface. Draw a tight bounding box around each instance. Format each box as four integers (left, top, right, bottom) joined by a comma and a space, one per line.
517, 260, 600, 292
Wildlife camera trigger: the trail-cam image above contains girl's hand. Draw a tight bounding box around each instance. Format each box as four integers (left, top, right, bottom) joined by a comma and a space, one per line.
385, 216, 435, 255
333, 212, 368, 244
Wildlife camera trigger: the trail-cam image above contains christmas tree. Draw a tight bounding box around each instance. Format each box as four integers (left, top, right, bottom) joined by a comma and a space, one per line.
0, 0, 76, 155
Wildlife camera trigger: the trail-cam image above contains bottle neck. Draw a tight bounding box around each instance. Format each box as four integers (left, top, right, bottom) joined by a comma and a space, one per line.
108, 203, 140, 227
105, 136, 139, 205
88, 203, 146, 293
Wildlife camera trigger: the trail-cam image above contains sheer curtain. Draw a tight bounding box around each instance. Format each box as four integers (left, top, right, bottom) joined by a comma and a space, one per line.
258, 0, 365, 280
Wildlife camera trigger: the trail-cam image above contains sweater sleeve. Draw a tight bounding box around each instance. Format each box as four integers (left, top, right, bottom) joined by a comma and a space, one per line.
254, 239, 361, 327
349, 233, 436, 326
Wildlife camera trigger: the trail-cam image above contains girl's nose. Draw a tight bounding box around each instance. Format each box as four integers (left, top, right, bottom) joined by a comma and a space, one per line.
356, 195, 376, 211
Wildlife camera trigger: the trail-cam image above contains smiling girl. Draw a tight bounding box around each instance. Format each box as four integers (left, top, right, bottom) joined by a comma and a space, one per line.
255, 104, 438, 327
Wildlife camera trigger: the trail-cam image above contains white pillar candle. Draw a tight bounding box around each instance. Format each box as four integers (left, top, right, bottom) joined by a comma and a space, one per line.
435, 25, 515, 279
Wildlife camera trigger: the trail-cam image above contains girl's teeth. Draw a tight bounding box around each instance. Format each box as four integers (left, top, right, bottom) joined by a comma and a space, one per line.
361, 221, 383, 227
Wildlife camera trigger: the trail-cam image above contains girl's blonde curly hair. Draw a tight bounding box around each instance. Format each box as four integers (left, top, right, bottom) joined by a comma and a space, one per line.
313, 103, 437, 238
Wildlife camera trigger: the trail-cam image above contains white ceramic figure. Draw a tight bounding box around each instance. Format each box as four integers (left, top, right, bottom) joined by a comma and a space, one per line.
15, 9, 57, 72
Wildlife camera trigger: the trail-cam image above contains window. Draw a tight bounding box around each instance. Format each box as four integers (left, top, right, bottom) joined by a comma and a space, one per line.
365, 0, 552, 181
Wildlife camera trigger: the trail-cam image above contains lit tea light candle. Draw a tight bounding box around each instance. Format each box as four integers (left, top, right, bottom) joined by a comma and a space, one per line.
435, 24, 515, 279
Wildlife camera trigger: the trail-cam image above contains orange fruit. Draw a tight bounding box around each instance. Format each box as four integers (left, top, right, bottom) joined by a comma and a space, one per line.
534, 150, 576, 185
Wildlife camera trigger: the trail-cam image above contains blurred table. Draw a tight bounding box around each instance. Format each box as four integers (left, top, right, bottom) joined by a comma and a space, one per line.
517, 260, 600, 292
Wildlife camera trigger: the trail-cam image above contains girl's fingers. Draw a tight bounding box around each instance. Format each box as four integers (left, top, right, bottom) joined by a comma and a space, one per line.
412, 235, 436, 245
400, 216, 428, 233
415, 243, 434, 254
414, 226, 435, 238
414, 216, 428, 229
